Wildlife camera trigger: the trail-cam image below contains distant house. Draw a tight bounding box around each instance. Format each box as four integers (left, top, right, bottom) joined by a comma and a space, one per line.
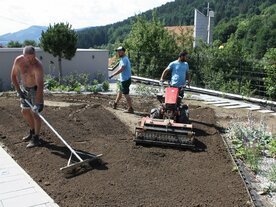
165, 26, 194, 36
165, 26, 194, 48
165, 8, 215, 48
0, 48, 109, 91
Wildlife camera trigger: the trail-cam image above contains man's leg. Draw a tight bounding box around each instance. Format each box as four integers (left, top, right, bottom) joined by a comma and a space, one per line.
123, 79, 133, 113
32, 113, 42, 136
21, 108, 35, 141
124, 94, 133, 109
112, 92, 122, 109
26, 112, 42, 148
22, 108, 35, 128
115, 92, 122, 104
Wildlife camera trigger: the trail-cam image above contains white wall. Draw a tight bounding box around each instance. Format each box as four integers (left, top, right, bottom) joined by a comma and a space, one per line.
0, 48, 109, 91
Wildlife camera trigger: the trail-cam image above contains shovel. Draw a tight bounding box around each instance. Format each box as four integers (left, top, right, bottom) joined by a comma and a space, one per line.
24, 99, 102, 174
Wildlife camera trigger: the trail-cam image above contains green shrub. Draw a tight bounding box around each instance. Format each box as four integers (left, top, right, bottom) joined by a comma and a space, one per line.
226, 113, 274, 173
102, 81, 110, 91
92, 79, 99, 85
268, 164, 276, 183
134, 83, 159, 96
268, 138, 276, 158
45, 72, 109, 93
262, 48, 276, 99
45, 75, 59, 90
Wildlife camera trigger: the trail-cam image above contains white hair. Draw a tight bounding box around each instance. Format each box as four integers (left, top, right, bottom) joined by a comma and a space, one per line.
23, 46, 35, 55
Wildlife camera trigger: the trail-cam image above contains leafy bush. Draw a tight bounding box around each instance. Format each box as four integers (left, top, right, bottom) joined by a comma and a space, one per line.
268, 164, 276, 182
44, 73, 109, 92
134, 83, 159, 96
92, 79, 99, 85
262, 48, 276, 99
226, 113, 274, 173
44, 75, 59, 90
268, 138, 276, 158
102, 81, 110, 91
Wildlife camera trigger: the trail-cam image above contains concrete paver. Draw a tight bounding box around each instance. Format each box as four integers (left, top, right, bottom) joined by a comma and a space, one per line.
0, 146, 58, 207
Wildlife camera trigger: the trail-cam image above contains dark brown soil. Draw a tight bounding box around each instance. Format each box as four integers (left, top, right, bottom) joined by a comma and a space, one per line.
0, 93, 252, 207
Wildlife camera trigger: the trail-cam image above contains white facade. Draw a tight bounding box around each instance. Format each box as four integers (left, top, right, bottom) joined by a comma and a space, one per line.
0, 48, 109, 91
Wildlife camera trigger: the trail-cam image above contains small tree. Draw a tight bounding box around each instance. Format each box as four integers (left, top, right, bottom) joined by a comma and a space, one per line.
23, 40, 37, 47
262, 48, 276, 100
125, 11, 178, 78
40, 22, 77, 83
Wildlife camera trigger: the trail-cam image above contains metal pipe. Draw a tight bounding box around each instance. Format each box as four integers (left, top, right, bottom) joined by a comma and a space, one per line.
24, 99, 83, 162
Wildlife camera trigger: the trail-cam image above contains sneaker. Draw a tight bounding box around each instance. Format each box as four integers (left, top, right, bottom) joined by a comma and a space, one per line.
124, 107, 134, 114
26, 135, 41, 148
22, 129, 34, 142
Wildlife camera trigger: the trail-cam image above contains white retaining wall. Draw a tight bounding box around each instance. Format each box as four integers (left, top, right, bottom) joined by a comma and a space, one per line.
0, 48, 109, 91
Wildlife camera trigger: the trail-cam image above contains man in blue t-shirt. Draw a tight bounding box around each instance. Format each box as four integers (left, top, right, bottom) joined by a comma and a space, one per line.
160, 51, 190, 88
160, 51, 191, 105
109, 46, 134, 113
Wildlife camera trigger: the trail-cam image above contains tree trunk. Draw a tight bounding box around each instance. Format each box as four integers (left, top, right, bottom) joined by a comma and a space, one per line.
58, 57, 63, 84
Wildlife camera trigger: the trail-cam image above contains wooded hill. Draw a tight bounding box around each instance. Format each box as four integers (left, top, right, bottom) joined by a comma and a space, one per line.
77, 0, 275, 59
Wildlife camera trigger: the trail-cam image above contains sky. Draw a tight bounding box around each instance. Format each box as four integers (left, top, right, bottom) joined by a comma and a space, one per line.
0, 0, 174, 35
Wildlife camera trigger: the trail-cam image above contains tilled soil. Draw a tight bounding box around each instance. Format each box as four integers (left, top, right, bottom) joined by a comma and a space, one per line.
0, 93, 252, 207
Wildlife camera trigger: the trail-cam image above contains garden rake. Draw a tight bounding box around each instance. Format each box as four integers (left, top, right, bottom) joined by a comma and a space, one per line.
24, 99, 102, 175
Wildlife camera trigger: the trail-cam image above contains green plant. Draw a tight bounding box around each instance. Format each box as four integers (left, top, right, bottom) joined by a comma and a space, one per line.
244, 147, 261, 173
77, 73, 90, 86
226, 113, 274, 173
96, 73, 105, 83
92, 79, 99, 85
87, 85, 102, 93
185, 93, 192, 99
262, 48, 276, 99
45, 72, 109, 93
44, 75, 60, 90
102, 81, 110, 91
268, 138, 276, 157
240, 80, 255, 97
268, 164, 276, 183
134, 83, 159, 96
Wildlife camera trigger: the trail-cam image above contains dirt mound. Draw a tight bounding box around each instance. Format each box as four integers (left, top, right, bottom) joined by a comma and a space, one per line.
0, 93, 251, 207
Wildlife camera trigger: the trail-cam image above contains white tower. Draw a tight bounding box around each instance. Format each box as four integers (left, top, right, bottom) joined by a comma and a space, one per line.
193, 3, 215, 47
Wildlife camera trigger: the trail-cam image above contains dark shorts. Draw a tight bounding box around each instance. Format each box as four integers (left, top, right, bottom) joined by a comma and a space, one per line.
20, 86, 37, 109
119, 78, 131, 95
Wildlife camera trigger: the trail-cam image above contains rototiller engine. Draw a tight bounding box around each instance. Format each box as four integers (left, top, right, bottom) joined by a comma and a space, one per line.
134, 84, 195, 148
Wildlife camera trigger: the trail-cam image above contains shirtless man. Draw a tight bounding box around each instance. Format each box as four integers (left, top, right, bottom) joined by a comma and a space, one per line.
11, 46, 44, 148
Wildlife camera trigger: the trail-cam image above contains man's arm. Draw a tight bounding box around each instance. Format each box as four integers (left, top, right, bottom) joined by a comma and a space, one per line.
10, 58, 21, 92
110, 57, 127, 78
34, 63, 44, 104
110, 66, 125, 78
160, 68, 170, 81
